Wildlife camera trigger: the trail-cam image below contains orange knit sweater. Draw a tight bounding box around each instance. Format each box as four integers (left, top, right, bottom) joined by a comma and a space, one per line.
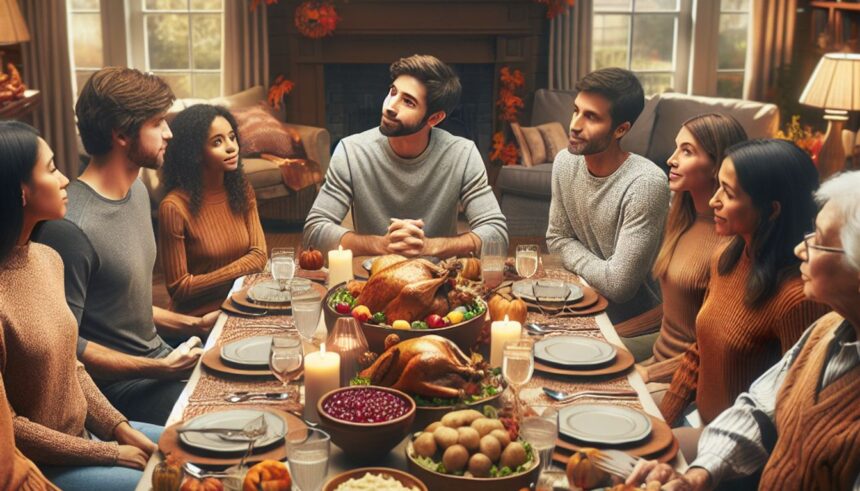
694, 246, 830, 423
0, 384, 56, 491
648, 216, 724, 383
158, 185, 267, 315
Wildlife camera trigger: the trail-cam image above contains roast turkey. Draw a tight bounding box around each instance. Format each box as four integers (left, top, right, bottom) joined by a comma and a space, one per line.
359, 335, 483, 398
355, 257, 453, 323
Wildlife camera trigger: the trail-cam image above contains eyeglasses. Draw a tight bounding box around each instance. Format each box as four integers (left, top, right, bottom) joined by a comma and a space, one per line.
803, 232, 845, 256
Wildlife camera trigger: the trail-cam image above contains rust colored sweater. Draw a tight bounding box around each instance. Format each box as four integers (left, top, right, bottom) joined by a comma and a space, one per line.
0, 380, 57, 490
760, 314, 860, 490
0, 244, 127, 466
694, 245, 830, 423
647, 216, 725, 383
159, 185, 267, 315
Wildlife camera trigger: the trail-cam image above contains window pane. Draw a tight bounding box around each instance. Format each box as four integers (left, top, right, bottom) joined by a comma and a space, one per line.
71, 13, 103, 68
154, 72, 192, 98
594, 0, 631, 12
147, 14, 190, 69
70, 0, 99, 10
191, 14, 221, 69
718, 14, 748, 69
631, 15, 675, 71
717, 72, 744, 98
190, 0, 222, 10
637, 72, 673, 94
636, 0, 678, 11
146, 0, 187, 10
193, 73, 220, 98
721, 0, 749, 12
75, 70, 97, 96
593, 15, 630, 69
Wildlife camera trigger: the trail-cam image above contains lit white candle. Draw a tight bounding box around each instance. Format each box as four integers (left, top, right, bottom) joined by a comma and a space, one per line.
327, 245, 353, 287
490, 315, 522, 367
303, 343, 341, 423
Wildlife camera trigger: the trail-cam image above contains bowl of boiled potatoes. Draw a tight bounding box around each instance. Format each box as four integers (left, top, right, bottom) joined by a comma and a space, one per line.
405, 409, 540, 491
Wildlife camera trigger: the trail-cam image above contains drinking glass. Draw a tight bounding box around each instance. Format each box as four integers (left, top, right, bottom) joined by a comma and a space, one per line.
516, 244, 539, 279
520, 405, 559, 471
502, 339, 534, 420
271, 247, 296, 291
291, 280, 322, 345
535, 467, 570, 491
270, 333, 303, 400
286, 428, 331, 491
481, 239, 506, 289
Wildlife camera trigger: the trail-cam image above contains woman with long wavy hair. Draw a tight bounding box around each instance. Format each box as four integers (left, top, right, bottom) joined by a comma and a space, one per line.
642, 114, 747, 392
159, 104, 267, 316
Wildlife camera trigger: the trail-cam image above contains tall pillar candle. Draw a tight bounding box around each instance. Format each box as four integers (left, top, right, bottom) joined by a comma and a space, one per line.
490, 315, 522, 367
328, 245, 353, 287
303, 343, 341, 423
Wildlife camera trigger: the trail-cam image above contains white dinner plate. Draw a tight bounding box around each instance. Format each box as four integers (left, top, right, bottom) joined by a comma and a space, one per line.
534, 335, 617, 367
512, 279, 584, 303
178, 409, 286, 454
220, 336, 272, 368
559, 404, 652, 445
247, 278, 312, 304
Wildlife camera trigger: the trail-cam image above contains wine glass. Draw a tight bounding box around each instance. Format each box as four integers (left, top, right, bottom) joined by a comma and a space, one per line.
520, 405, 558, 471
290, 280, 322, 345
516, 244, 539, 279
481, 239, 506, 289
269, 333, 303, 400
286, 428, 330, 491
502, 339, 534, 421
271, 247, 296, 292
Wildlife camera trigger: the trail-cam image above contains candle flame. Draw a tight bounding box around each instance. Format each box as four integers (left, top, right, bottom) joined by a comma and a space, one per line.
320, 342, 326, 354
338, 245, 343, 251
503, 314, 509, 322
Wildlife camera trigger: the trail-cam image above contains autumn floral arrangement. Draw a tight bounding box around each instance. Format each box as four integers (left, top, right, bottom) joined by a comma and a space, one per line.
294, 0, 340, 39
490, 66, 525, 167
775, 115, 824, 166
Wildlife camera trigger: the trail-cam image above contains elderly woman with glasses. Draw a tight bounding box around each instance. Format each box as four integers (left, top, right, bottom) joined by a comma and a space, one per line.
627, 170, 860, 490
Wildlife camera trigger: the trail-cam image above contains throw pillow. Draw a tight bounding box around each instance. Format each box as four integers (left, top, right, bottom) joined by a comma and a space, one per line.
520, 126, 547, 165
536, 122, 568, 161
510, 122, 533, 167
231, 104, 306, 159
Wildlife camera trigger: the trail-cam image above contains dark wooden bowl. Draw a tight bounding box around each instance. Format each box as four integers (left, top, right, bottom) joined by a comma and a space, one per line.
322, 467, 428, 491
317, 386, 416, 464
323, 282, 487, 354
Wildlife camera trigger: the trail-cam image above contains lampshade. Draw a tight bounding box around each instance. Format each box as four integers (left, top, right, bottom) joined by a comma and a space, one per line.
799, 53, 860, 111
0, 0, 30, 45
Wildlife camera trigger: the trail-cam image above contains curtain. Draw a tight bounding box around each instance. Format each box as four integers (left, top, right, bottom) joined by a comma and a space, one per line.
743, 0, 797, 101
223, 0, 269, 96
548, 0, 592, 91
18, 0, 79, 179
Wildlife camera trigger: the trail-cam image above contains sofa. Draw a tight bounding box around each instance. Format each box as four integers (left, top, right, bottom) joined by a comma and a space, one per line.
139, 86, 331, 224
497, 89, 780, 237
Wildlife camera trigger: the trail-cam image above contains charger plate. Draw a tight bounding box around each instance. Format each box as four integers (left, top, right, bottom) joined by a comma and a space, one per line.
178, 409, 285, 454
534, 345, 633, 377
202, 347, 273, 378
535, 335, 617, 367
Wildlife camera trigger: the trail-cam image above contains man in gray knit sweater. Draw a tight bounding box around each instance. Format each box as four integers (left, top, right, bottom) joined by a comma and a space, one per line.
547, 68, 669, 357
304, 55, 508, 258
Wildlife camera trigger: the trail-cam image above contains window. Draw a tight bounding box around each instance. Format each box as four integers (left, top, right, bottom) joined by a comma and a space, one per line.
716, 0, 750, 98
592, 0, 692, 95
67, 0, 104, 96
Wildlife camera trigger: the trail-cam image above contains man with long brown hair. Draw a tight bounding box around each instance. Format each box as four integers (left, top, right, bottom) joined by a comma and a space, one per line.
35, 67, 216, 425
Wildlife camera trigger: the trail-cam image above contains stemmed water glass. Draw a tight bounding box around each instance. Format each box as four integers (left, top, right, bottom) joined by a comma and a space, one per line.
290, 281, 322, 346
516, 244, 539, 279
269, 332, 303, 401
520, 405, 559, 471
502, 338, 534, 421
271, 247, 296, 292
286, 428, 331, 491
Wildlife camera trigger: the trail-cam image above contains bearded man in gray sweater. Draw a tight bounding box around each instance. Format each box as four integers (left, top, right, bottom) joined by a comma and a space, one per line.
304, 54, 508, 258
547, 68, 670, 360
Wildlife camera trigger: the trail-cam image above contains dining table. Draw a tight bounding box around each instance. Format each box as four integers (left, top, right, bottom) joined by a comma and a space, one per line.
134, 254, 687, 490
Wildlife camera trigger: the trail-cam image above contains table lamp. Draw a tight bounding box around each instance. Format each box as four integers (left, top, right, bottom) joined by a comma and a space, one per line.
0, 0, 30, 45
799, 53, 860, 180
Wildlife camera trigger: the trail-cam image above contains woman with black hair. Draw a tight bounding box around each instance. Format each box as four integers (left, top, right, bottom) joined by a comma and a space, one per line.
159, 104, 267, 316
0, 121, 159, 490
661, 140, 830, 439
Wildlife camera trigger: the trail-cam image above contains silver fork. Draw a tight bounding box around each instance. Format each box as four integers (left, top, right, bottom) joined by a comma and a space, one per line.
183, 462, 232, 479
591, 449, 639, 479
543, 387, 638, 402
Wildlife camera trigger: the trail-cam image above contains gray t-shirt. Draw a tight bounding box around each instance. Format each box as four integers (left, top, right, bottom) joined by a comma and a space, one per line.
546, 151, 670, 325
303, 127, 509, 253
35, 178, 168, 358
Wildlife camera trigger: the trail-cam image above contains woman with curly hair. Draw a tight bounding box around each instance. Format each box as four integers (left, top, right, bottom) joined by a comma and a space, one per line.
159, 104, 267, 316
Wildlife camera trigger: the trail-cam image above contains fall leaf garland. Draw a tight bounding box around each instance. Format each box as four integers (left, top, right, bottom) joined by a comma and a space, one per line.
535, 0, 575, 19
267, 75, 295, 111
491, 66, 526, 166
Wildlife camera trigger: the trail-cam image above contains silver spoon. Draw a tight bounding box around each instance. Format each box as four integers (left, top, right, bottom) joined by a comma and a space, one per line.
223, 392, 291, 403
543, 387, 638, 402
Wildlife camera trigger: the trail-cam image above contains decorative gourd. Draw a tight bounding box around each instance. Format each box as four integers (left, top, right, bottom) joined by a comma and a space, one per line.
566, 448, 610, 489
243, 460, 291, 491
180, 476, 224, 491
152, 455, 184, 491
457, 257, 482, 281
299, 247, 324, 270
488, 295, 527, 323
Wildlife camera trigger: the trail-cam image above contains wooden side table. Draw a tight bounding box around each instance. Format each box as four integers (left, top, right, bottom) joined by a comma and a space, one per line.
0, 89, 41, 120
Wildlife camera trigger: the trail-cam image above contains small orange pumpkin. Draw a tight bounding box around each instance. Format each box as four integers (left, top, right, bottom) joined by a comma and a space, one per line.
566, 448, 610, 489
458, 257, 482, 281
152, 454, 184, 491
488, 294, 527, 323
243, 459, 291, 491
299, 247, 324, 270
180, 476, 223, 491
